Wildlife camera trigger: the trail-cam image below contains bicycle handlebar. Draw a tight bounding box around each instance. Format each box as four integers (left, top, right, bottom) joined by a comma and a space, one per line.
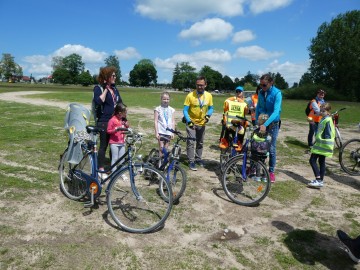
166, 128, 196, 141
332, 107, 346, 115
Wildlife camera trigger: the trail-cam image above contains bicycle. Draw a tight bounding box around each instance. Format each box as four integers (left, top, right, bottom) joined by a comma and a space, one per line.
146, 128, 195, 202
59, 126, 173, 233
339, 138, 360, 176
331, 107, 346, 148
219, 116, 253, 172
221, 116, 271, 206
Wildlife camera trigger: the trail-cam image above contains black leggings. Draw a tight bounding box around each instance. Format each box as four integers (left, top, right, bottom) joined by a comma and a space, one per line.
97, 121, 110, 168
309, 153, 326, 180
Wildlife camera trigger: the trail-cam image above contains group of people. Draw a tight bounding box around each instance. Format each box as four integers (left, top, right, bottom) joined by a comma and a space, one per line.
91, 66, 357, 264
91, 66, 336, 189
92, 70, 283, 182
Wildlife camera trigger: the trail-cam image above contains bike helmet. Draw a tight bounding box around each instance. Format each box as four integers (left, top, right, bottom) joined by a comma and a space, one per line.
235, 86, 244, 92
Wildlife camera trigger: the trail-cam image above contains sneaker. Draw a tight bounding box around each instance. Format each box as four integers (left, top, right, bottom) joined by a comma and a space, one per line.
98, 172, 107, 180
261, 176, 268, 182
121, 174, 128, 181
189, 162, 197, 171
253, 176, 261, 182
307, 179, 323, 188
196, 159, 205, 167
270, 172, 275, 183
219, 138, 229, 149
337, 230, 360, 263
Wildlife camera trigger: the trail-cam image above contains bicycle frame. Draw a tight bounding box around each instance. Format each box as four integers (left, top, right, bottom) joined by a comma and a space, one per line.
71, 126, 143, 207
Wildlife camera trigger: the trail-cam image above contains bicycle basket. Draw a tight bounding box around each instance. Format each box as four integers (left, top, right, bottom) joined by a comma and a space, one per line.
251, 133, 270, 156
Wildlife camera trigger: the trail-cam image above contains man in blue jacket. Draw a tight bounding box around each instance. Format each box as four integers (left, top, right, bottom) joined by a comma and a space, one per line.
256, 74, 282, 183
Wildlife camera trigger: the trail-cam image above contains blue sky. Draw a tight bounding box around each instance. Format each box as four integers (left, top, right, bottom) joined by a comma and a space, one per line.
0, 0, 358, 86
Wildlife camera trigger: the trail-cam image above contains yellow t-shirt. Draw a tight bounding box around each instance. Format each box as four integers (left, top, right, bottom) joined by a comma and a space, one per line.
184, 90, 213, 126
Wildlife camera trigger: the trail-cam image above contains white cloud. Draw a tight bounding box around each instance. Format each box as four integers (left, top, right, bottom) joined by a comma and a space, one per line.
258, 59, 309, 85
232, 30, 256, 43
179, 18, 233, 43
234, 45, 283, 61
249, 0, 293, 14
114, 47, 141, 60
53, 44, 107, 63
135, 0, 245, 22
154, 49, 231, 74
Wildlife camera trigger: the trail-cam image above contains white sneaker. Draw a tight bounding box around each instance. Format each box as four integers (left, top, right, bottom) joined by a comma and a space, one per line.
307, 179, 323, 188
121, 174, 128, 181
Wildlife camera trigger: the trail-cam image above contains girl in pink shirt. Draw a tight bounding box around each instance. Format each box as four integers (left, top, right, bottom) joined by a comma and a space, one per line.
107, 103, 129, 172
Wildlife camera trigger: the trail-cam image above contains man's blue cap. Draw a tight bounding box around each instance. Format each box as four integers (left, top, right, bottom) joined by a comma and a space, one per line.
235, 86, 243, 92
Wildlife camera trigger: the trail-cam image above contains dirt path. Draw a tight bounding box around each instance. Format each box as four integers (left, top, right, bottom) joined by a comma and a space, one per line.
1, 91, 360, 269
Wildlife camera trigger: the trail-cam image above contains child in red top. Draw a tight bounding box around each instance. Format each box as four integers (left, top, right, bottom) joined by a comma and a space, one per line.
107, 103, 129, 172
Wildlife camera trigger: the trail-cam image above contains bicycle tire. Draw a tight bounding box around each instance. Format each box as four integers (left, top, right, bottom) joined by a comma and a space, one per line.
335, 127, 342, 149
221, 154, 271, 206
59, 148, 90, 200
146, 148, 160, 167
339, 138, 360, 176
160, 163, 187, 203
106, 165, 173, 233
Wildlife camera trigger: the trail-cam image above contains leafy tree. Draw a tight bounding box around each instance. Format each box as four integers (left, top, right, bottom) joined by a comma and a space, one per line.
299, 72, 314, 86
62, 54, 84, 84
0, 53, 22, 81
52, 53, 84, 84
52, 68, 72, 85
78, 70, 93, 86
222, 75, 234, 90
171, 62, 197, 90
129, 59, 157, 87
105, 55, 121, 84
273, 72, 289, 89
239, 71, 259, 87
199, 65, 223, 91
308, 10, 360, 101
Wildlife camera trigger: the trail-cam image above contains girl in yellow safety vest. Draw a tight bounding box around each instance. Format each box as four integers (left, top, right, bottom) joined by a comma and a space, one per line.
307, 102, 335, 188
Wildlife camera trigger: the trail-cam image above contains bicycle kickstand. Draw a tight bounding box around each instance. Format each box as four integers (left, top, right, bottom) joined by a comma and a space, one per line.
84, 186, 96, 208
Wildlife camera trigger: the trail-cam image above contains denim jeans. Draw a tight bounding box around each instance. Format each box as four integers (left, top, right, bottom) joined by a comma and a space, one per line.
268, 122, 279, 173
309, 153, 326, 180
307, 122, 318, 147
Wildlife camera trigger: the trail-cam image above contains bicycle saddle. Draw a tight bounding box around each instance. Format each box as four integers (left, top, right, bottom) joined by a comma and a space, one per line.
86, 125, 103, 134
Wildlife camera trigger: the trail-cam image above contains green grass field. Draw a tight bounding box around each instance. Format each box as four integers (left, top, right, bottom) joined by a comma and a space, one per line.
0, 82, 359, 269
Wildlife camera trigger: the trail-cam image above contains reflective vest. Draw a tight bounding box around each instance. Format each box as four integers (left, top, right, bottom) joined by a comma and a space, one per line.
225, 99, 247, 127
308, 99, 322, 123
251, 94, 258, 121
311, 116, 335, 157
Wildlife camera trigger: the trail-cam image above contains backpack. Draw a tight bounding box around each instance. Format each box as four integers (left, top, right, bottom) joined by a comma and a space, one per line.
305, 101, 312, 116
91, 85, 104, 125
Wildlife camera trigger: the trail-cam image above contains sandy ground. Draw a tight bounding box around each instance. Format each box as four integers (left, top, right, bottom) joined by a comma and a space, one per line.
1, 91, 360, 269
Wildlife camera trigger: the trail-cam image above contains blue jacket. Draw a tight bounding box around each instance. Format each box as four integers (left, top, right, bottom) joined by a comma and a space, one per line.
255, 85, 282, 127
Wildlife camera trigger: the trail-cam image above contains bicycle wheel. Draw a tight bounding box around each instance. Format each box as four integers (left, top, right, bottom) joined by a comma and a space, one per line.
220, 147, 231, 172
107, 165, 173, 233
146, 148, 160, 167
160, 163, 187, 203
335, 127, 342, 149
221, 154, 271, 206
59, 148, 90, 200
339, 138, 360, 176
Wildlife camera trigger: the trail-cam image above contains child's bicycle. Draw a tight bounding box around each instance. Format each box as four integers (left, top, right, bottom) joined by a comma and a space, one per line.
339, 138, 360, 176
59, 126, 173, 233
146, 128, 195, 202
220, 116, 271, 206
332, 107, 346, 148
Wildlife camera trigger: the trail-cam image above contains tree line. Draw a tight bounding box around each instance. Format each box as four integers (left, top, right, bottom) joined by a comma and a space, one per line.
0, 10, 359, 100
